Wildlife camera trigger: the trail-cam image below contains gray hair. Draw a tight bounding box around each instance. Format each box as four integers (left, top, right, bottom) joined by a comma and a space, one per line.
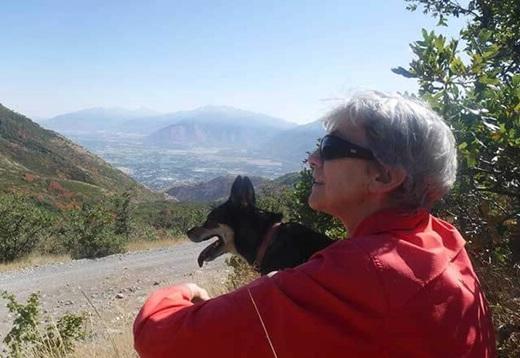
323, 90, 458, 208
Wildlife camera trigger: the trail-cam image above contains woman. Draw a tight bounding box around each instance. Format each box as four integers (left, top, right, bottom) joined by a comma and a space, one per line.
133, 91, 496, 357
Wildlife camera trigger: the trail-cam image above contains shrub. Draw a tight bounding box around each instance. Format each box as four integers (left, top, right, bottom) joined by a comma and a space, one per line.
0, 194, 53, 263
224, 256, 259, 291
152, 204, 208, 236
62, 201, 126, 259
0, 291, 86, 358
131, 224, 159, 242
112, 191, 133, 242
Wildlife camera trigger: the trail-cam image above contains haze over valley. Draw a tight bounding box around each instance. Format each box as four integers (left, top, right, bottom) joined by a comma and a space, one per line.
39, 106, 324, 191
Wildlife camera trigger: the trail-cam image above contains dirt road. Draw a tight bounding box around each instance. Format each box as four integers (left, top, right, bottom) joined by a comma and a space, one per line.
0, 241, 229, 341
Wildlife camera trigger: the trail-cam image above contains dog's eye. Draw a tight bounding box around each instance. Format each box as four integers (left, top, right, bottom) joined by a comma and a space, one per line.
205, 219, 219, 229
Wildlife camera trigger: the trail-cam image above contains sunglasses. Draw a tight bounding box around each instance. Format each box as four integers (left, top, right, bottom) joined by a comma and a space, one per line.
318, 135, 375, 161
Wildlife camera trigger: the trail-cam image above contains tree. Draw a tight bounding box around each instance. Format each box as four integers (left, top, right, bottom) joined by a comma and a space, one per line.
393, 0, 520, 263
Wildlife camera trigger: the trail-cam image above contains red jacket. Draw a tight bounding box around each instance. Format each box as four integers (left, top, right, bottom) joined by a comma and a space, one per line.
134, 209, 496, 357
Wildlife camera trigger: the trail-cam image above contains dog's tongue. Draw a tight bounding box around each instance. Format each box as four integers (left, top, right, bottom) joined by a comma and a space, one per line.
197, 239, 222, 267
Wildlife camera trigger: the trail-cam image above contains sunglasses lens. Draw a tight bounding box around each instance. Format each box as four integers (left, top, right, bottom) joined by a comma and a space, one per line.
320, 136, 343, 160
319, 135, 374, 161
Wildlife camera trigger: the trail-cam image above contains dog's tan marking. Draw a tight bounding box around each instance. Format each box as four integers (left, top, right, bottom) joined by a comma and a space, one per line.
213, 224, 238, 254
190, 224, 238, 255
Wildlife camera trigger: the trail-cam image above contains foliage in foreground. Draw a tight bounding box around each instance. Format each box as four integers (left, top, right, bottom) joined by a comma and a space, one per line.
0, 291, 86, 358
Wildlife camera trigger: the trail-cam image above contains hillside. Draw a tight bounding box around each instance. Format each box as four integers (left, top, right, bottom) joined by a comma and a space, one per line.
165, 173, 299, 203
0, 104, 158, 207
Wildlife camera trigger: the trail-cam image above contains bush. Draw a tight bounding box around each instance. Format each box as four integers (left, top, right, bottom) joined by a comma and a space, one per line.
0, 194, 53, 263
152, 204, 208, 235
62, 201, 127, 259
0, 291, 86, 358
112, 191, 133, 242
224, 256, 259, 291
131, 224, 159, 242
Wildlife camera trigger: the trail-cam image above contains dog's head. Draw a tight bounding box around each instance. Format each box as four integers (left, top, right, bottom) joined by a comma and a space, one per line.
186, 175, 257, 267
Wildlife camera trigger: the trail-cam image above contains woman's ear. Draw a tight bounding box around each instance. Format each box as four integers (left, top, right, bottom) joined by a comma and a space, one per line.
368, 164, 407, 194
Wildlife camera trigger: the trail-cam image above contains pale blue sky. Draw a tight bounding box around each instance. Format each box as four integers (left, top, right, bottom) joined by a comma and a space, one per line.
0, 0, 462, 123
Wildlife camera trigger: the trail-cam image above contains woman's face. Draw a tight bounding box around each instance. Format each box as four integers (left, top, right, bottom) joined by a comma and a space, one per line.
308, 128, 374, 220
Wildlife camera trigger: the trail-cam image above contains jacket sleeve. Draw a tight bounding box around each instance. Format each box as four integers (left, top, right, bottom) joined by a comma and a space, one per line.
133, 279, 276, 357
133, 242, 385, 358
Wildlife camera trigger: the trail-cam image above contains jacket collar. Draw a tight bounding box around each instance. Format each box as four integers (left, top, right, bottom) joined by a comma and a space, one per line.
352, 208, 431, 238
351, 207, 466, 260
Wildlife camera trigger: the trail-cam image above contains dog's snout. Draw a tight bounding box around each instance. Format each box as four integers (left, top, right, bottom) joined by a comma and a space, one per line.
186, 226, 209, 242
186, 227, 199, 241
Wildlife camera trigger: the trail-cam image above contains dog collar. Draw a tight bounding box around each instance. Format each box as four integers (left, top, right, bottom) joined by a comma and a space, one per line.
254, 222, 281, 271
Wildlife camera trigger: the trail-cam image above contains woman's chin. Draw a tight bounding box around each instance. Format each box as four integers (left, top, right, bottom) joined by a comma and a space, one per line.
308, 190, 324, 211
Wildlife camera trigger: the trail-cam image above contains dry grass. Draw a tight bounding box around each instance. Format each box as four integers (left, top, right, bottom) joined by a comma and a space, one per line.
72, 309, 138, 358
1, 246, 248, 357
70, 264, 231, 357
0, 253, 70, 273
125, 237, 184, 252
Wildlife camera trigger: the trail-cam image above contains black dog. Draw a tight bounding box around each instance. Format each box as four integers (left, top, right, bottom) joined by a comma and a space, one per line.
187, 175, 333, 275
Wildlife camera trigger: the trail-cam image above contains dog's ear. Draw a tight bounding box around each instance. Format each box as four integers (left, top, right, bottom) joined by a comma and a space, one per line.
229, 175, 255, 208
241, 176, 256, 208
230, 175, 243, 204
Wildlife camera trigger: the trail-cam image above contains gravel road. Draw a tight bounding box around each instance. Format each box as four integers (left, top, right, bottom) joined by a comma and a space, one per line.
0, 241, 229, 341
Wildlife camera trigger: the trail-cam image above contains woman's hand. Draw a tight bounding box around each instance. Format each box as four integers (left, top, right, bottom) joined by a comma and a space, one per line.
184, 283, 210, 303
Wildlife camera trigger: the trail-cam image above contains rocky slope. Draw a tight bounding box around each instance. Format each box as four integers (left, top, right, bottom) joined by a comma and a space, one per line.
0, 103, 158, 206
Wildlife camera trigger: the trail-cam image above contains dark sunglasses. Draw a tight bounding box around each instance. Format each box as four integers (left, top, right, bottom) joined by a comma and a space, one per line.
318, 135, 375, 161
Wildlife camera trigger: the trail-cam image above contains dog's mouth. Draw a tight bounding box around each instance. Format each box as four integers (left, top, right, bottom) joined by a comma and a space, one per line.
197, 236, 226, 267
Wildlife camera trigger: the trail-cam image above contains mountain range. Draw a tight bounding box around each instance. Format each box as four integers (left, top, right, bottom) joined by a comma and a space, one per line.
41, 106, 324, 163
144, 106, 296, 149
41, 107, 160, 134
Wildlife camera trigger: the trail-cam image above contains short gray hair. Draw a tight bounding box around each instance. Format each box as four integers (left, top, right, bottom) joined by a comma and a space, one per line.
323, 90, 457, 208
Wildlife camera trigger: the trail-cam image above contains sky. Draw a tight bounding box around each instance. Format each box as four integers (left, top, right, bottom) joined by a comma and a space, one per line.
0, 0, 464, 124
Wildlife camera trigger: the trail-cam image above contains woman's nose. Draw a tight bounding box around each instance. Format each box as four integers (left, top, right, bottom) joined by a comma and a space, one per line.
308, 150, 322, 169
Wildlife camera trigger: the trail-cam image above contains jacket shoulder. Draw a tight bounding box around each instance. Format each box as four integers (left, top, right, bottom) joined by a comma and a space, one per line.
350, 226, 464, 310
279, 239, 389, 314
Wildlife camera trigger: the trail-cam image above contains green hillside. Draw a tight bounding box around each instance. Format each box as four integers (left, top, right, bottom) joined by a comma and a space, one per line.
0, 104, 158, 207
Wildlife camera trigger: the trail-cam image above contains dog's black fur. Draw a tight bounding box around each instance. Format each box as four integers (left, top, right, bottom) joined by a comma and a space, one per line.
187, 175, 333, 275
